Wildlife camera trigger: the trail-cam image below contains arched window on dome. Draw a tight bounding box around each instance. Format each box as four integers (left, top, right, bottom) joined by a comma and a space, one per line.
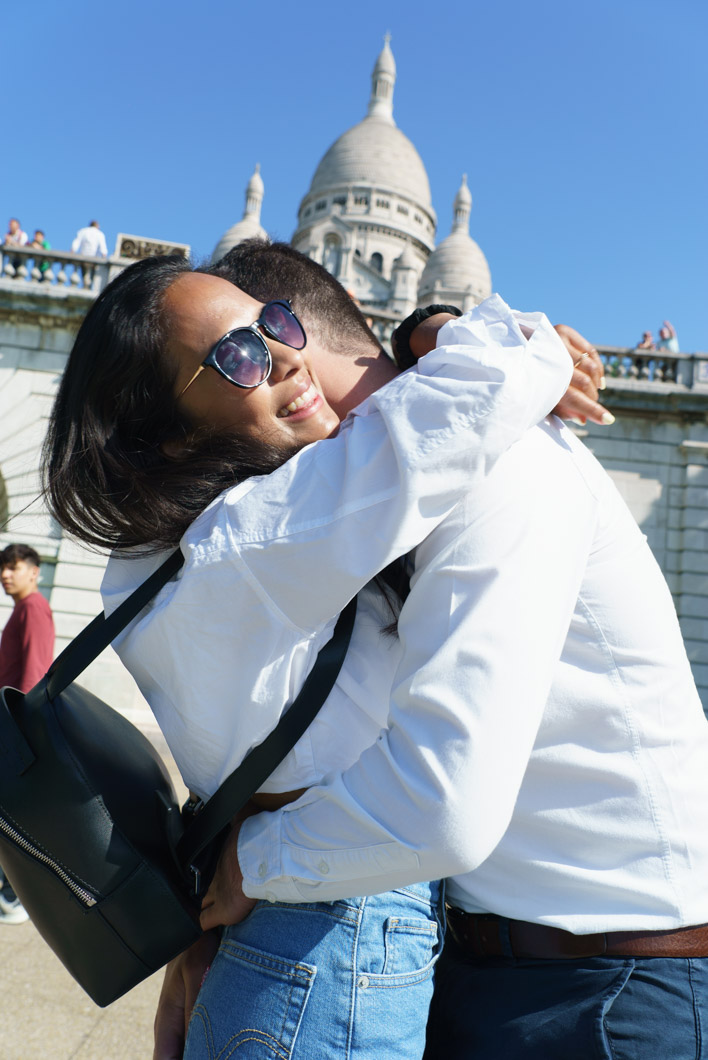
323, 235, 342, 278
370, 252, 383, 273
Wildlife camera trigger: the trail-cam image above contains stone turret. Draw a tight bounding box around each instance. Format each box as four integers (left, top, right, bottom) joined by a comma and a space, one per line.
418, 175, 491, 309
211, 164, 268, 263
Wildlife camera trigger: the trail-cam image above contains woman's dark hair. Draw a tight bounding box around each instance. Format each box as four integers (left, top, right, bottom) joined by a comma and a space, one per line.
42, 255, 298, 552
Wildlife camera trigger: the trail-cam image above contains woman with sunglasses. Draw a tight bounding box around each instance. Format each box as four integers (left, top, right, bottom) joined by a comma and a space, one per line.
44, 254, 575, 1059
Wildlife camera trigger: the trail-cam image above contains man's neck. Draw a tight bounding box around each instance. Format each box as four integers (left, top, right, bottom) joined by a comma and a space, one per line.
324, 350, 400, 420
12, 587, 37, 605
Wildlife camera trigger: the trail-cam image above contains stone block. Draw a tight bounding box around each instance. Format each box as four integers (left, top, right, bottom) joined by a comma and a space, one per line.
679, 486, 708, 510
56, 538, 110, 568
677, 573, 708, 596
52, 561, 104, 592
0, 400, 41, 445
5, 510, 55, 539
680, 507, 708, 531
29, 373, 61, 396
49, 585, 103, 617
678, 595, 708, 620
679, 551, 708, 575
0, 369, 31, 411
0, 447, 44, 479
0, 322, 41, 349
674, 525, 708, 551
684, 640, 708, 665
680, 617, 708, 642
0, 347, 21, 374
40, 327, 76, 355
689, 662, 708, 690
686, 465, 708, 486
628, 440, 672, 465
19, 347, 69, 375
667, 529, 684, 552
584, 437, 632, 462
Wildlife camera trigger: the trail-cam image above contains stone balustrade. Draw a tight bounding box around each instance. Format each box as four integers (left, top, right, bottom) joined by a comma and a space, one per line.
594, 345, 708, 393
0, 243, 120, 294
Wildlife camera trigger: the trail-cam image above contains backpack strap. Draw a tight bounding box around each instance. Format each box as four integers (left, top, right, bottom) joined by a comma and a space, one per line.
44, 550, 184, 699
176, 596, 357, 882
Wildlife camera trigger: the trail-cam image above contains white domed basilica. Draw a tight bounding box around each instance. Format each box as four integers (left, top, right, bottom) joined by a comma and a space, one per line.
211, 36, 492, 345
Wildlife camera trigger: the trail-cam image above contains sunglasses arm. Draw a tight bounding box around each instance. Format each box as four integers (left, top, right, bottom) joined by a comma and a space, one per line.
178, 364, 206, 398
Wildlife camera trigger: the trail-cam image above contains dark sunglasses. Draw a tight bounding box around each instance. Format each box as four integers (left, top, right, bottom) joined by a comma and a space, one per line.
178, 299, 306, 396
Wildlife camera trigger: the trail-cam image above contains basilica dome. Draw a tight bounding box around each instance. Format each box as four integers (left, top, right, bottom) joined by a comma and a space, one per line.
293, 36, 436, 261
308, 118, 432, 209
418, 175, 491, 307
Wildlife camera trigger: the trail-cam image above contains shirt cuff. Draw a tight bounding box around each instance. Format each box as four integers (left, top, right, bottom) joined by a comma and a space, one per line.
238, 801, 421, 903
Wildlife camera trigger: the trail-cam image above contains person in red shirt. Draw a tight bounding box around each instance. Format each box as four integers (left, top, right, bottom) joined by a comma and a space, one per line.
0, 543, 54, 693
0, 543, 55, 924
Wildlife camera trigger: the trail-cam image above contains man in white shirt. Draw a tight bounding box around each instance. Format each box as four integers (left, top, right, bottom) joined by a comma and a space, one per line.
156, 242, 708, 1059
71, 220, 108, 286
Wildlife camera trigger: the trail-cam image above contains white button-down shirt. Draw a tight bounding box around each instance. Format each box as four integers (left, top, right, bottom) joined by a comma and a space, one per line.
103, 297, 567, 799
236, 324, 708, 932
71, 225, 108, 257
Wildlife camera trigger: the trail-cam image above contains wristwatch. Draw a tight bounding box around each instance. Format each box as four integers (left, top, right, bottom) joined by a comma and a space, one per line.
391, 304, 462, 370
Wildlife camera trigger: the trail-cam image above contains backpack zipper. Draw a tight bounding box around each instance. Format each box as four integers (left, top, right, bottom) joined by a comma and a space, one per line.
0, 814, 97, 907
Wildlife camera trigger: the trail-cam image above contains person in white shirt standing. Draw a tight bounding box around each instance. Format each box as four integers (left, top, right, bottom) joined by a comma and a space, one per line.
71, 219, 107, 287
189, 242, 708, 1060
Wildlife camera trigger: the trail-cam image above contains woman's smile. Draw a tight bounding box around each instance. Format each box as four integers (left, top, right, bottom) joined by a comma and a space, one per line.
277, 379, 323, 418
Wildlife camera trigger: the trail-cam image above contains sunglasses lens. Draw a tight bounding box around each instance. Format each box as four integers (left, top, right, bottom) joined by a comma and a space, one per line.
214, 333, 270, 387
262, 302, 306, 350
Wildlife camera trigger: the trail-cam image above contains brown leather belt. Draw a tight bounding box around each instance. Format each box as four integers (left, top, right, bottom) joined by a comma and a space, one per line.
446, 908, 708, 959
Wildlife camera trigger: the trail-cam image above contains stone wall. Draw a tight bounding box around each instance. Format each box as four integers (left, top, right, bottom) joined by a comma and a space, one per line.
0, 281, 155, 731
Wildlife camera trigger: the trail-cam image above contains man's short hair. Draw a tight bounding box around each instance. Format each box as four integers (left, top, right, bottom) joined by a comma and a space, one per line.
0, 543, 41, 568
207, 239, 381, 359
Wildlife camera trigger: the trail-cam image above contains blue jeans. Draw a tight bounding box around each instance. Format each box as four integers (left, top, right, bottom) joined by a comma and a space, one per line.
424, 934, 708, 1058
185, 881, 443, 1060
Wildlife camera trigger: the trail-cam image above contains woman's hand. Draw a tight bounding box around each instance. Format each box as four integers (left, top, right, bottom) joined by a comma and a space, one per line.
199, 818, 258, 932
552, 324, 614, 426
153, 931, 220, 1060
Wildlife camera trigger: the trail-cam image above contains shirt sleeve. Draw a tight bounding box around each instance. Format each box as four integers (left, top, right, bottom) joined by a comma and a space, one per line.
238, 421, 598, 901
214, 295, 572, 633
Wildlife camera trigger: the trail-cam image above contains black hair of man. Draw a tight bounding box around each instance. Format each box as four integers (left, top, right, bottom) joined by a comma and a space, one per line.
1, 544, 41, 568
207, 239, 382, 361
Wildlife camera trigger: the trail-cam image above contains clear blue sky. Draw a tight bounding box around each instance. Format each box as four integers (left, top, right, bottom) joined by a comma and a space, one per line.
3, 0, 706, 350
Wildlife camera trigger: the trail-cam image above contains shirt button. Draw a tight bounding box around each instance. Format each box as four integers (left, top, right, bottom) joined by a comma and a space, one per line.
265, 891, 276, 903
258, 862, 267, 878
318, 859, 330, 875
357, 975, 370, 989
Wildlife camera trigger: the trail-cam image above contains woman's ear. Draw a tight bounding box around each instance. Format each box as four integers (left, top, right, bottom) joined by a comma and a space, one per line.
160, 435, 189, 459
